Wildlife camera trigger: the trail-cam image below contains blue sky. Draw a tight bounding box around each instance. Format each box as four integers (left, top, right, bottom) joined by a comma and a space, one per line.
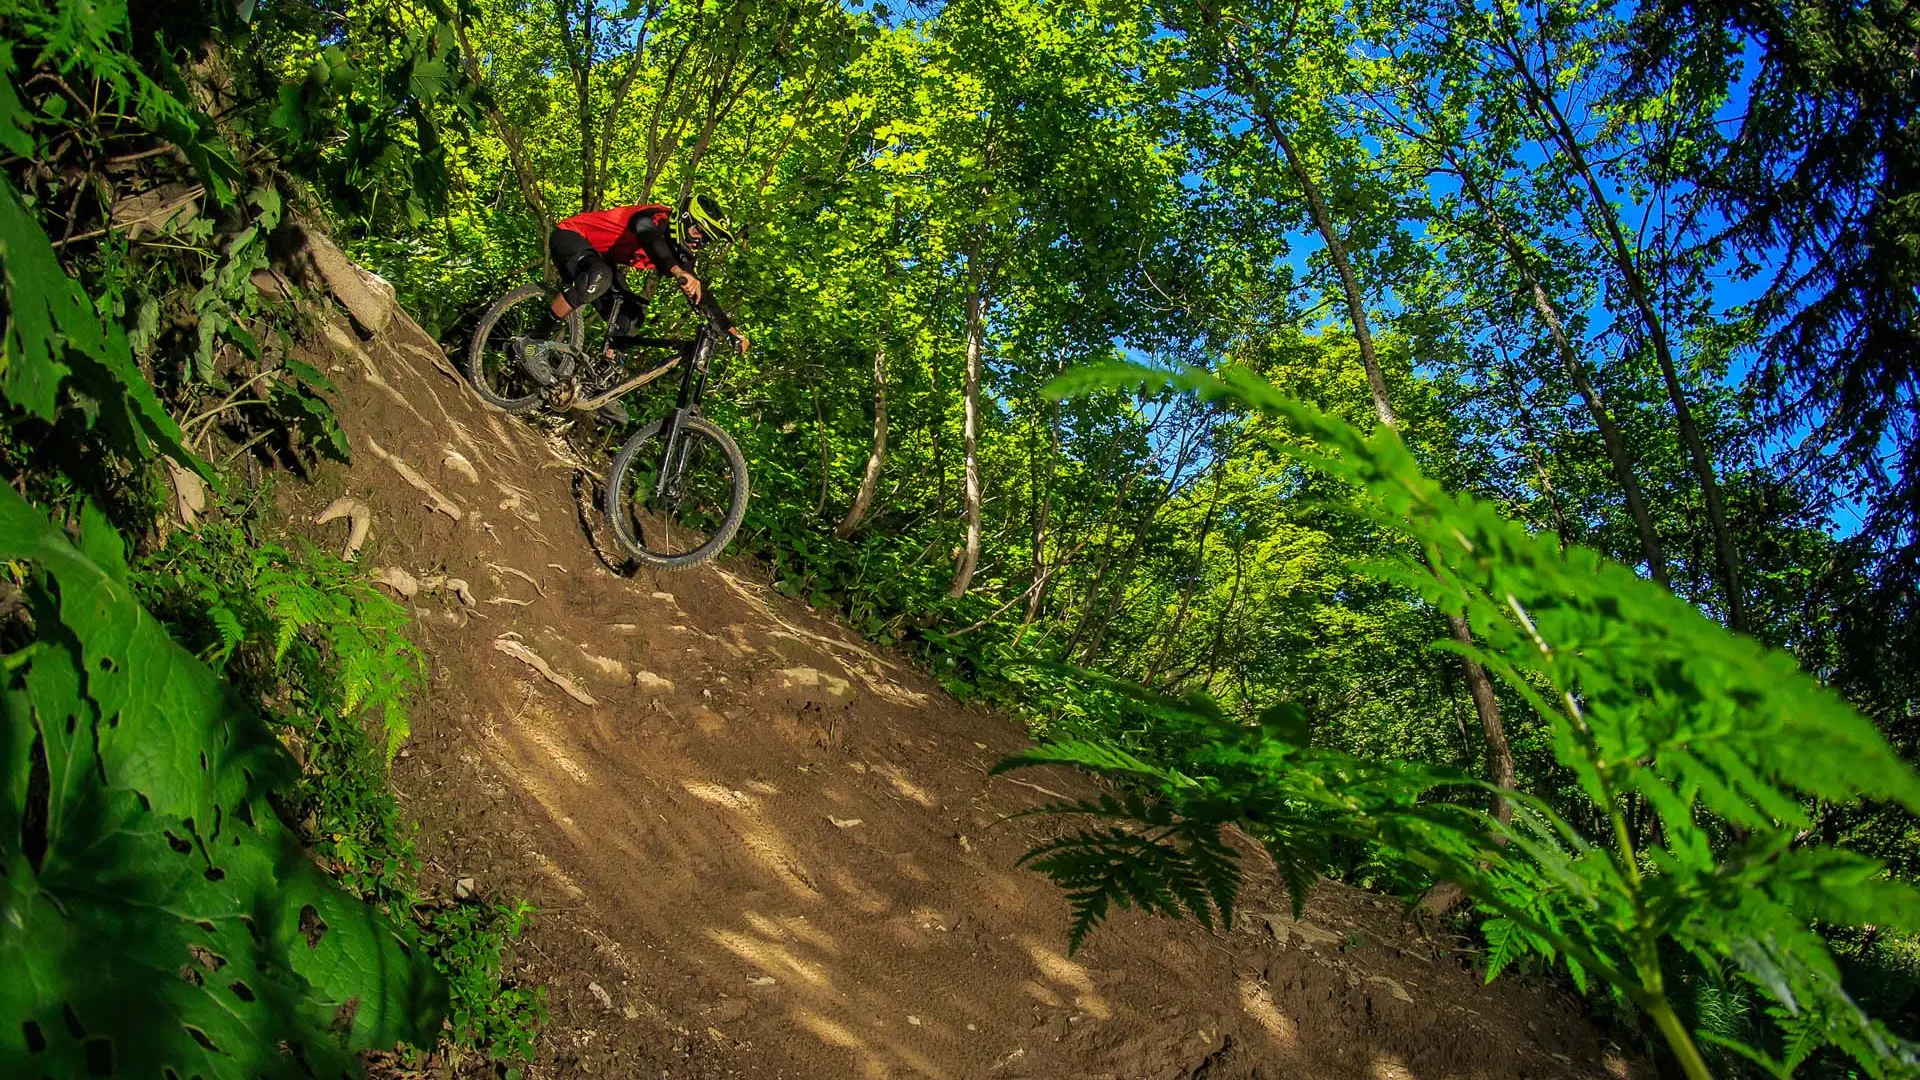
1132, 29, 1881, 541
849, 0, 1882, 543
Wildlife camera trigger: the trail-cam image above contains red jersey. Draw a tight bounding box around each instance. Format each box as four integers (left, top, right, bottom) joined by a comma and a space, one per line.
555, 204, 673, 270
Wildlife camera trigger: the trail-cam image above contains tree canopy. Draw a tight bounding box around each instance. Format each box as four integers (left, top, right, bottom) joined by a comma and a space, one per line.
3, 0, 1917, 1074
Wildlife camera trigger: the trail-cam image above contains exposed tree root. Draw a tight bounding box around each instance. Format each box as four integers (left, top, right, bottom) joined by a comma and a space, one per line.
365, 436, 463, 521
492, 636, 599, 706
372, 566, 421, 598
314, 496, 372, 560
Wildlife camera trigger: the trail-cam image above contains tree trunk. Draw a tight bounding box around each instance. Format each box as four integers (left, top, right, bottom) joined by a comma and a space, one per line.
1527, 442, 1571, 549
1077, 515, 1153, 663
556, 0, 599, 211
1450, 612, 1514, 820
947, 250, 986, 598
1224, 35, 1514, 822
753, 68, 830, 199
1489, 4, 1744, 629
1192, 539, 1248, 691
642, 40, 696, 199
454, 24, 553, 240
1023, 399, 1062, 627
1529, 275, 1669, 579
1145, 461, 1227, 685
813, 385, 831, 517
1068, 427, 1198, 660
835, 340, 889, 538
1454, 163, 1671, 586
590, 4, 661, 213
1225, 49, 1393, 426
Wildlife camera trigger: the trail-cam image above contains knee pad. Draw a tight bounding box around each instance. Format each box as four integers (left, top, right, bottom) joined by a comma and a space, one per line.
563, 257, 613, 310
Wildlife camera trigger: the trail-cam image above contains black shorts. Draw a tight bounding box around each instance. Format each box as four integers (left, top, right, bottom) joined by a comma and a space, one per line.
550, 227, 614, 313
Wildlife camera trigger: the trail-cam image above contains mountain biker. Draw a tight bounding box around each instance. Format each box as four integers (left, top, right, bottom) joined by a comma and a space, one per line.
545, 192, 750, 360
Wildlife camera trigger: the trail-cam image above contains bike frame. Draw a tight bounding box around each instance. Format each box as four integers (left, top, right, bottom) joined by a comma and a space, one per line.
594, 287, 722, 502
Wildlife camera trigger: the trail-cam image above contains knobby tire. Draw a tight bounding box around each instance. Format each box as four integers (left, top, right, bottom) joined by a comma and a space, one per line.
467, 283, 584, 414
603, 415, 749, 571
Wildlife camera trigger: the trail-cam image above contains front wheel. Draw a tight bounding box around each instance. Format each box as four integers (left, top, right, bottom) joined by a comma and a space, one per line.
603, 414, 749, 571
467, 283, 584, 413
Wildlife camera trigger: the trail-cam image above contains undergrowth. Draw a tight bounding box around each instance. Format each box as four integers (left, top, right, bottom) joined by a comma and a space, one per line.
133, 489, 547, 1070
0, 0, 537, 1070
993, 362, 1920, 1079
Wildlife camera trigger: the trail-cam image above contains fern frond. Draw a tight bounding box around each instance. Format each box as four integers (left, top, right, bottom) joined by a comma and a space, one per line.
1019, 820, 1242, 953
209, 605, 244, 654
1483, 918, 1524, 982
992, 739, 1194, 787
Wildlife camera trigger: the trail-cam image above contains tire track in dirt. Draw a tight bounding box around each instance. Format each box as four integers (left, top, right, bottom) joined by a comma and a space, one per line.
286, 286, 1643, 1080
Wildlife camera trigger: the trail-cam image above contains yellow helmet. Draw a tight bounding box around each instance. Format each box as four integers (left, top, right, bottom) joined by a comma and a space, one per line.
678, 192, 736, 246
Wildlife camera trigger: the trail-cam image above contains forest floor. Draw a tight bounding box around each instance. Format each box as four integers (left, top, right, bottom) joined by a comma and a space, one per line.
278, 273, 1649, 1080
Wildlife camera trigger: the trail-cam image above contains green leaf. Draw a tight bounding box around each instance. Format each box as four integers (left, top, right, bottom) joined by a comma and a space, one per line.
408, 56, 454, 104
0, 175, 200, 472
1255, 701, 1310, 745
0, 45, 36, 157
1482, 918, 1524, 982
0, 483, 446, 1073
0, 174, 85, 422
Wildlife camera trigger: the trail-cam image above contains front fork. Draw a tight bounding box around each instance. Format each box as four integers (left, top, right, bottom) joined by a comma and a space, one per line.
652, 406, 696, 501
651, 333, 715, 501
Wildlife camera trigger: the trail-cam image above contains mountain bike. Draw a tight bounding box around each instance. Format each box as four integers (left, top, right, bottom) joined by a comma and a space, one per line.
466, 272, 749, 571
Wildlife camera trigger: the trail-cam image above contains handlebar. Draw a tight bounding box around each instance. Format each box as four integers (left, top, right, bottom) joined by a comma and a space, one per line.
606, 265, 731, 334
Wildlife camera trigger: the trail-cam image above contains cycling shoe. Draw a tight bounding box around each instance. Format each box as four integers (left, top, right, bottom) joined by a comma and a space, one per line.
509, 336, 557, 386
596, 399, 630, 426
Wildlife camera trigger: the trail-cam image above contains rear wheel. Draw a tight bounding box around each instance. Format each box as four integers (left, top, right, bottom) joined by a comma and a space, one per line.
603, 414, 749, 570
467, 283, 584, 413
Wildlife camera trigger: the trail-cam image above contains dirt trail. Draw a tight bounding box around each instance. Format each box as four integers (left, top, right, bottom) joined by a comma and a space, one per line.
284, 275, 1641, 1079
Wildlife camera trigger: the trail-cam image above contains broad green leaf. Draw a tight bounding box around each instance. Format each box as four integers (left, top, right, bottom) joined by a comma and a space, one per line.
0, 483, 446, 1074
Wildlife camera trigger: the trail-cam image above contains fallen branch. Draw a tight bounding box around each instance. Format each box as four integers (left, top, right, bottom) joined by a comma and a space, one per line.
53, 182, 203, 248
365, 436, 463, 521
492, 637, 599, 706
997, 775, 1072, 802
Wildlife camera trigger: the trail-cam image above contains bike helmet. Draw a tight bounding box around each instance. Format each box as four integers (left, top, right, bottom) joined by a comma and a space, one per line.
678, 192, 736, 246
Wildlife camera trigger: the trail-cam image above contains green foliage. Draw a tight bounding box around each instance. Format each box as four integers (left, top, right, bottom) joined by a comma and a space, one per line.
132, 492, 545, 1067
419, 897, 546, 1066
1, 0, 357, 507
0, 170, 189, 465
136, 515, 424, 764
0, 3, 533, 1072
1003, 361, 1920, 1078
1009, 771, 1242, 951
54, 0, 1899, 1070
0, 485, 445, 1077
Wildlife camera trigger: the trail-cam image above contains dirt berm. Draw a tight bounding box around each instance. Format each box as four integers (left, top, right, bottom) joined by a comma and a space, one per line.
266, 229, 1645, 1080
